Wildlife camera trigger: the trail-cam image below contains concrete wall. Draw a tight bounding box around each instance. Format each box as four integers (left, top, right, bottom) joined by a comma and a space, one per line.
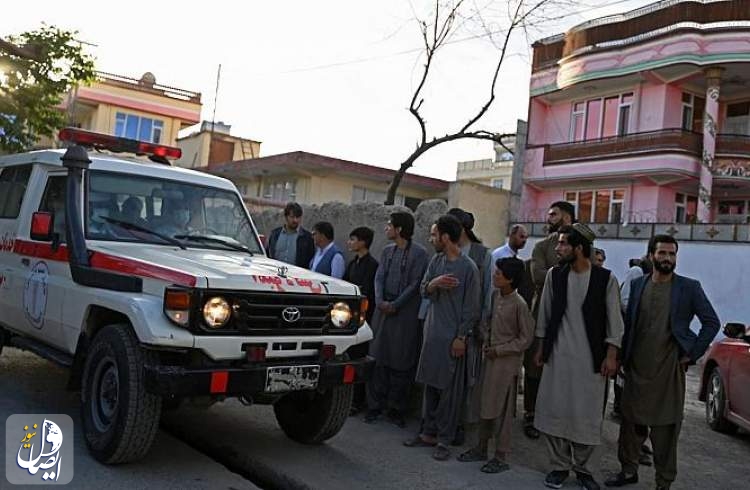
251, 200, 450, 263
448, 182, 510, 248
526, 236, 750, 334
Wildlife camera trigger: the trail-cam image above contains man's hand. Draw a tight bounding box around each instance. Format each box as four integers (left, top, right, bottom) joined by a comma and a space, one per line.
430, 274, 460, 291
377, 301, 395, 314
600, 345, 619, 377
451, 337, 467, 358
600, 356, 618, 377
482, 344, 497, 360
679, 355, 691, 372
533, 341, 544, 367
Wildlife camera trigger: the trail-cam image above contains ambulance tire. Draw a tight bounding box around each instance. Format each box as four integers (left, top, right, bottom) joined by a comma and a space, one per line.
81, 324, 162, 464
274, 384, 353, 444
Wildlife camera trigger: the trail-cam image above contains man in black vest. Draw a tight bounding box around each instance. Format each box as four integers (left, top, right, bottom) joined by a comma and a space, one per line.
532, 223, 623, 490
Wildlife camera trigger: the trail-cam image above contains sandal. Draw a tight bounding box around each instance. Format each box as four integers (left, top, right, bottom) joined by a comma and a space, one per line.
523, 424, 540, 439
481, 458, 510, 474
457, 447, 485, 462
432, 444, 451, 461
403, 435, 437, 448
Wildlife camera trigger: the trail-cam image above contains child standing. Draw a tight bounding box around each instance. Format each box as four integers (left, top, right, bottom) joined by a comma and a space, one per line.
457, 256, 534, 473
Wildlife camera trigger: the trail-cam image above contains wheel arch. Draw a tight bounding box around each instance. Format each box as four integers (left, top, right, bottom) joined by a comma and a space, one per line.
67, 305, 135, 391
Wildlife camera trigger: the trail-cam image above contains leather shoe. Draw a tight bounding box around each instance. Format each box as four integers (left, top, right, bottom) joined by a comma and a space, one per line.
604, 472, 638, 487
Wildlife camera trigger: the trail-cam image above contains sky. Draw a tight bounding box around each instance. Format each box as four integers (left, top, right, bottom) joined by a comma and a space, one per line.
3, 0, 653, 181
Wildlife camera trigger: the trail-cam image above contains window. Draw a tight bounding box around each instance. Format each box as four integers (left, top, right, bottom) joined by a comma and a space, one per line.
85, 170, 263, 253
717, 200, 749, 223
352, 186, 404, 206
571, 102, 586, 142
681, 93, 705, 132
674, 193, 698, 223
262, 179, 296, 202
38, 175, 67, 239
570, 93, 634, 141
114, 112, 164, 143
725, 101, 750, 135
565, 188, 625, 223
0, 165, 32, 218
491, 178, 504, 189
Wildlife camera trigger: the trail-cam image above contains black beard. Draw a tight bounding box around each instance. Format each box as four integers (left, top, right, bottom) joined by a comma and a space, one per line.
653, 260, 675, 274
548, 222, 560, 233
558, 253, 575, 265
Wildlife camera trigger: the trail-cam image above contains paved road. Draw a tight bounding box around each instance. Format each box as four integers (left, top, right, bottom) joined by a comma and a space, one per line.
2, 347, 748, 489
0, 347, 258, 490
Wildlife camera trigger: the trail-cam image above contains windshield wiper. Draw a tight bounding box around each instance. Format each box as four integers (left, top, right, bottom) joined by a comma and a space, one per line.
174, 234, 254, 256
102, 216, 187, 250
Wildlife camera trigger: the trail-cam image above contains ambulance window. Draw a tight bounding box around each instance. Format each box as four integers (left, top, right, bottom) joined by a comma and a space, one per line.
39, 176, 67, 239
0, 165, 32, 218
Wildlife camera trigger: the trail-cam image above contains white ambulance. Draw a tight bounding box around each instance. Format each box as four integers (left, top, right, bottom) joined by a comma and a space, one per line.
0, 128, 373, 464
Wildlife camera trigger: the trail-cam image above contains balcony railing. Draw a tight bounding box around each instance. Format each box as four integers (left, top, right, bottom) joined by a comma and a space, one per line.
716, 133, 750, 156
519, 222, 750, 243
536, 128, 702, 165
96, 71, 202, 103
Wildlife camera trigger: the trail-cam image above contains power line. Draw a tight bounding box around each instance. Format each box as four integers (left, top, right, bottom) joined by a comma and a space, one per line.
266, 0, 642, 75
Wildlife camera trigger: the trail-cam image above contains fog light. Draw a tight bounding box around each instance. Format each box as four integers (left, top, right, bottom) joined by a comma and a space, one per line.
330, 302, 352, 328
203, 297, 231, 328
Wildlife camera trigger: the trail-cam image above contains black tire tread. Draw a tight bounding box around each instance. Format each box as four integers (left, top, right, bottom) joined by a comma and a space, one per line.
81, 324, 162, 464
274, 384, 353, 444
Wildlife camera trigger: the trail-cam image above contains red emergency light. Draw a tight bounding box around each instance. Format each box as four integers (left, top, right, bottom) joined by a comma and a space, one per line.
58, 128, 182, 161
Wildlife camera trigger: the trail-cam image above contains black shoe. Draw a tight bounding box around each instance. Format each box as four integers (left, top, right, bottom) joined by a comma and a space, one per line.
604, 472, 638, 487
364, 410, 380, 423
386, 409, 406, 428
576, 472, 601, 490
544, 470, 569, 489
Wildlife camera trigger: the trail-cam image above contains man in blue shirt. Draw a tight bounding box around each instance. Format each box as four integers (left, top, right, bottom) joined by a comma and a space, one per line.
310, 221, 345, 278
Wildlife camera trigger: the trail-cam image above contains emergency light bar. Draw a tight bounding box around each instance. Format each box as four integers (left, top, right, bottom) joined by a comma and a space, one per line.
58, 127, 182, 160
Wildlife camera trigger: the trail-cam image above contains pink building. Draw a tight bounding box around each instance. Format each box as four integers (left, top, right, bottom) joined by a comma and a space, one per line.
522, 0, 750, 227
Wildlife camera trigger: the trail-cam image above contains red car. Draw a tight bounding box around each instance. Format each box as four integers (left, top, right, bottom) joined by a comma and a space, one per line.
699, 322, 750, 433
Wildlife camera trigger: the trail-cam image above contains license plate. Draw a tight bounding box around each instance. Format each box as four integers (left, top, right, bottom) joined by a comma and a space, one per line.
265, 365, 320, 393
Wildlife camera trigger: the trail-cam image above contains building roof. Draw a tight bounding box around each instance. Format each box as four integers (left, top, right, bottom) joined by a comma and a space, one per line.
531, 0, 750, 72
204, 151, 450, 191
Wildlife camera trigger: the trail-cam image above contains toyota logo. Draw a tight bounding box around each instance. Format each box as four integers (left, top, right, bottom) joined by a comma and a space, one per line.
281, 306, 302, 323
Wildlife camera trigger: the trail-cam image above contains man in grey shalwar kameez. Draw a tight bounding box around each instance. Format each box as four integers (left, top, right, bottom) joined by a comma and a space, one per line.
366, 212, 429, 427
404, 215, 479, 461
533, 223, 623, 490
447, 207, 493, 446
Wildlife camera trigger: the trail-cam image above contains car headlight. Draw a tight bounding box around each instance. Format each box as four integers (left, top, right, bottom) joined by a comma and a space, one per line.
203, 296, 231, 328
330, 302, 352, 328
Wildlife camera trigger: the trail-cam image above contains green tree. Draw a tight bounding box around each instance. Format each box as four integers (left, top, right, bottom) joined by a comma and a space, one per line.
0, 25, 95, 153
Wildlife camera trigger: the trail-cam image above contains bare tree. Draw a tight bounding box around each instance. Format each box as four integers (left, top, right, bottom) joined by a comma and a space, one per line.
385, 0, 573, 204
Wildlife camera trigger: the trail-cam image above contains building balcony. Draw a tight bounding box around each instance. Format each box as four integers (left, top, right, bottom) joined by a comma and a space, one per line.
536, 129, 703, 166
716, 133, 750, 157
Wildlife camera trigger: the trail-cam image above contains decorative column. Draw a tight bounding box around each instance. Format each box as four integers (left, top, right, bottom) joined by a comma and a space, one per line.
697, 67, 724, 223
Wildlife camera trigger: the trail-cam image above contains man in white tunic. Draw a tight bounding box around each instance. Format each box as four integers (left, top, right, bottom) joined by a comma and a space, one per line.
533, 223, 623, 490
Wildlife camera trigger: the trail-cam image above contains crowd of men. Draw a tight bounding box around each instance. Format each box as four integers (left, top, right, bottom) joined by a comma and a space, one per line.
266, 201, 721, 490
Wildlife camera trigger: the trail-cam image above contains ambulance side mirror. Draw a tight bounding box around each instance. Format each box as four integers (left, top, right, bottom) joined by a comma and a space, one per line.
30, 211, 55, 242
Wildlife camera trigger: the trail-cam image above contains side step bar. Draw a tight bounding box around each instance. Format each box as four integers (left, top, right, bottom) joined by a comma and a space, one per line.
10, 336, 74, 367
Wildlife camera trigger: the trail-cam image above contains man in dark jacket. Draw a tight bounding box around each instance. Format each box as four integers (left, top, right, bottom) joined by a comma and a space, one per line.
605, 235, 719, 490
343, 226, 379, 413
266, 202, 315, 269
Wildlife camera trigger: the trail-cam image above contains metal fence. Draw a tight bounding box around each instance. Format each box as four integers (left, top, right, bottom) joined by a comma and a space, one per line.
520, 222, 750, 243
